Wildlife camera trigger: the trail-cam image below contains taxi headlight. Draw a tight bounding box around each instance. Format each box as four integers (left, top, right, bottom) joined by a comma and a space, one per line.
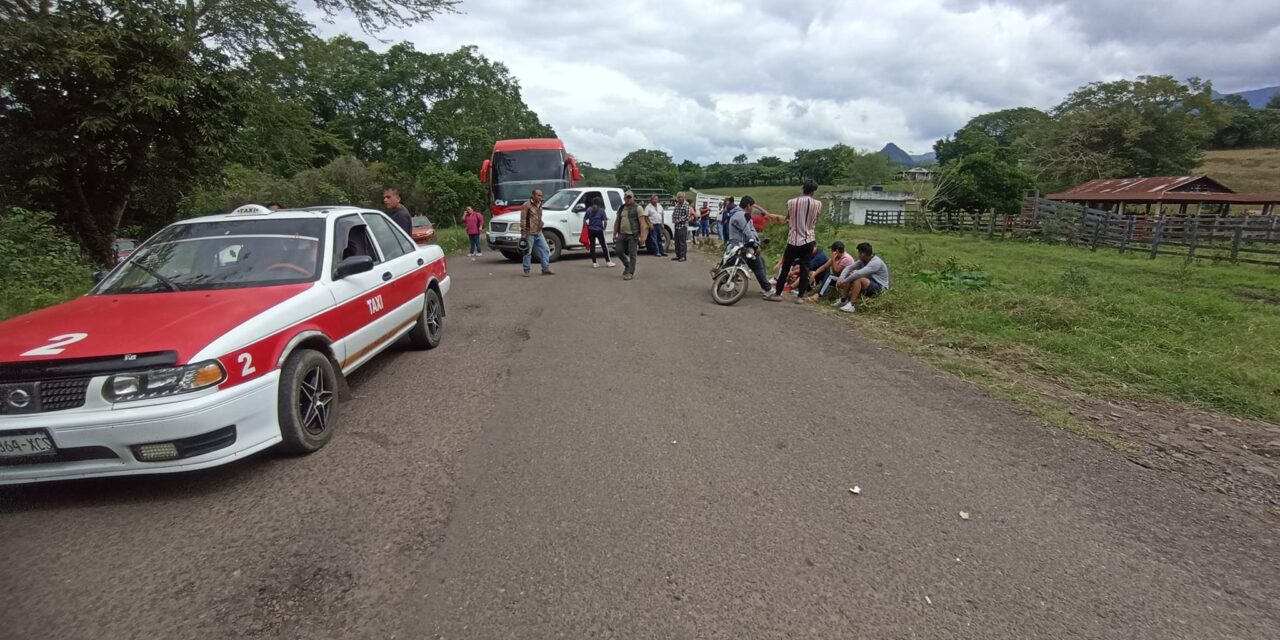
104, 360, 226, 403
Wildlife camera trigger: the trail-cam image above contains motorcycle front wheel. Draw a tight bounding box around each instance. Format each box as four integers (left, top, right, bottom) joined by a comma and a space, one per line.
711, 269, 749, 306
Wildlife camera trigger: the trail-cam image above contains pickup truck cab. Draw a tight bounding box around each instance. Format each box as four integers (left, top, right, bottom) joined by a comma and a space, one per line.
486, 187, 677, 262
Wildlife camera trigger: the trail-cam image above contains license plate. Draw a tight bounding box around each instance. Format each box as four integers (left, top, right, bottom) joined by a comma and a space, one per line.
0, 431, 56, 458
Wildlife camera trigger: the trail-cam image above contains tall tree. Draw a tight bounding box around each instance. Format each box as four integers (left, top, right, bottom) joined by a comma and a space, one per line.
0, 0, 457, 264
1021, 76, 1229, 192
615, 149, 680, 195
934, 107, 1049, 166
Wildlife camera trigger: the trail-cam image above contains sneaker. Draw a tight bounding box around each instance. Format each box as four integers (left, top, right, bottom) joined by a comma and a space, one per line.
592, 262, 599, 268
671, 256, 680, 260
840, 303, 856, 313
466, 252, 473, 257
542, 270, 555, 276
522, 271, 530, 277
764, 294, 782, 302
794, 296, 805, 304
606, 261, 617, 268
832, 298, 847, 307
678, 258, 687, 262
761, 290, 773, 299
623, 273, 633, 280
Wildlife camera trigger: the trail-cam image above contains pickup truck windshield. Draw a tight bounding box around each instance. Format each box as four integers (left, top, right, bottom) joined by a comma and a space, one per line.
95, 219, 326, 294
542, 189, 581, 211
492, 149, 567, 205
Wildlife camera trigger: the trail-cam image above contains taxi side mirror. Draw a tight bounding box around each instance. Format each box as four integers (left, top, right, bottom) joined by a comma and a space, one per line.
334, 255, 374, 280
573, 204, 586, 213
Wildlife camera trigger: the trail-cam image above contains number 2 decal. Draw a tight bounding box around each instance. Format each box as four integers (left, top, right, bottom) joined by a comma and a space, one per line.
237, 353, 257, 377
20, 333, 89, 357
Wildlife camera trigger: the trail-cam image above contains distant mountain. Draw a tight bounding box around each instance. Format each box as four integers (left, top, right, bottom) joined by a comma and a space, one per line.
1213, 85, 1279, 108
878, 143, 936, 166
879, 143, 916, 166
1232, 85, 1279, 108
910, 151, 937, 166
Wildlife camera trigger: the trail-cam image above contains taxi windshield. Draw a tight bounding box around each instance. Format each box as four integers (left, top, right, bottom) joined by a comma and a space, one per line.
95, 219, 326, 294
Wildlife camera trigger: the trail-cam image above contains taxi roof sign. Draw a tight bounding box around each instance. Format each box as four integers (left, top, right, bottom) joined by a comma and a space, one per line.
230, 204, 273, 216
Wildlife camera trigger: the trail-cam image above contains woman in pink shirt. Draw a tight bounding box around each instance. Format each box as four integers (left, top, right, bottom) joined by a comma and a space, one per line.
462, 206, 485, 257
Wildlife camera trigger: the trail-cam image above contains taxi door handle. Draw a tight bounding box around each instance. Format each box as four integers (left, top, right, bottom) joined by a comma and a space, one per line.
382, 271, 393, 282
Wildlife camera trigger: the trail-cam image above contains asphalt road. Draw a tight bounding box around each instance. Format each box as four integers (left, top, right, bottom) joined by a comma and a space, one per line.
2, 249, 1278, 640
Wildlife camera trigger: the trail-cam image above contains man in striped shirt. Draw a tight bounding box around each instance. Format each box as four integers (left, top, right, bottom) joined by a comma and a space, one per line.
766, 180, 822, 303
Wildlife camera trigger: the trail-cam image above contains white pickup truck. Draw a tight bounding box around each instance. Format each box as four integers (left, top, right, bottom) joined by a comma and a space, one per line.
486, 187, 679, 262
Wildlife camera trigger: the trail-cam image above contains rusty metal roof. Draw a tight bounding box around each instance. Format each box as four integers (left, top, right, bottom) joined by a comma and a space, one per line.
1046, 175, 1280, 204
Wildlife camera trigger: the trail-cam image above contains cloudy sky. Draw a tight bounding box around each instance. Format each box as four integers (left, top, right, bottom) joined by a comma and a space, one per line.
314, 0, 1280, 167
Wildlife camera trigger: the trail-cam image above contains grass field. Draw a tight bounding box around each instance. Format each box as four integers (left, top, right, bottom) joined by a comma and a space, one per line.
729, 218, 1280, 429
1197, 148, 1280, 195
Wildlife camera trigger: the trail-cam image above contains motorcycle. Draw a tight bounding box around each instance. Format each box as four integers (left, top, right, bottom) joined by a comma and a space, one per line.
710, 238, 768, 305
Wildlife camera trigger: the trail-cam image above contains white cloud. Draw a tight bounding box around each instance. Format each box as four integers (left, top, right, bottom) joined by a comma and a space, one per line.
310, 0, 1280, 166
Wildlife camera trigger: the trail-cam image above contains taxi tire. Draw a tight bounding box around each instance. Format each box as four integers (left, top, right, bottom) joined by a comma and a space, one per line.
277, 349, 338, 455
407, 288, 443, 350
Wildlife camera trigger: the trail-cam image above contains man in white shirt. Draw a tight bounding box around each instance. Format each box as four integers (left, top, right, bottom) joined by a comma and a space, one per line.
644, 195, 666, 256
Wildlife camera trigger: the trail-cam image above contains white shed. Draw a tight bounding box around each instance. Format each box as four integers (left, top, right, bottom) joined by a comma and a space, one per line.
825, 190, 913, 225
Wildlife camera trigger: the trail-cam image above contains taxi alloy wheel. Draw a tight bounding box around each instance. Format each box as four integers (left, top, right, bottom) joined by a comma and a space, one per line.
408, 288, 444, 350
277, 349, 338, 454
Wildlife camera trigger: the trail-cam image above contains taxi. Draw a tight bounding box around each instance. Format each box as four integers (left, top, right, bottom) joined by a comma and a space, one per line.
0, 204, 449, 484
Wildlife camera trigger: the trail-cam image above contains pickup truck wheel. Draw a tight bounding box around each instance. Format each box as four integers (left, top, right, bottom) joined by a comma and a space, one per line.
277, 349, 338, 455
662, 227, 673, 253
544, 230, 564, 262
501, 250, 522, 262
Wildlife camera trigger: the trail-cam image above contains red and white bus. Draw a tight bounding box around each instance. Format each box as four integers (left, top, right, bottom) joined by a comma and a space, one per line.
479, 138, 581, 216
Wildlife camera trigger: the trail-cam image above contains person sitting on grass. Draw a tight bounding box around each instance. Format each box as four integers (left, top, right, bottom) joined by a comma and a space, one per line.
835, 242, 890, 313
806, 241, 856, 302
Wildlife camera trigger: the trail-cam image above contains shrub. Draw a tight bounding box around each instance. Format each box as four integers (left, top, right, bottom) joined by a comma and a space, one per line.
0, 208, 92, 320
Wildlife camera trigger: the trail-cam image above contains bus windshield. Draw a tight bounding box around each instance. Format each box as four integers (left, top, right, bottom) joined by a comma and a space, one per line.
492, 149, 567, 205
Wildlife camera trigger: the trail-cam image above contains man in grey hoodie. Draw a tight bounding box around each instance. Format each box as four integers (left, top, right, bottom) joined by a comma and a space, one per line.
837, 242, 891, 313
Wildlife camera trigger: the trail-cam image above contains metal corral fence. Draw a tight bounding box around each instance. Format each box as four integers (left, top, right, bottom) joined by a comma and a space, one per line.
914, 198, 1280, 267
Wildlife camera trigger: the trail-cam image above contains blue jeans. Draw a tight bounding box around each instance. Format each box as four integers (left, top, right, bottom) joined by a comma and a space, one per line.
522, 232, 551, 272
468, 234, 481, 253
698, 219, 711, 237
647, 225, 665, 256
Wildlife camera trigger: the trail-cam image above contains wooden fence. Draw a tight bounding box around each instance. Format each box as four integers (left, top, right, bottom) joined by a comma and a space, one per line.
865, 210, 906, 226
915, 198, 1280, 267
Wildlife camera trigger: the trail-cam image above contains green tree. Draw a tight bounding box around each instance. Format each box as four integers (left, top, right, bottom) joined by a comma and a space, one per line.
757, 155, 783, 167
578, 161, 619, 187
935, 107, 1048, 166
677, 160, 705, 189
1267, 93, 1280, 110
732, 153, 748, 164
616, 149, 680, 194
834, 151, 895, 187
0, 0, 456, 264
1210, 94, 1280, 149
1022, 76, 1229, 192
932, 152, 1033, 215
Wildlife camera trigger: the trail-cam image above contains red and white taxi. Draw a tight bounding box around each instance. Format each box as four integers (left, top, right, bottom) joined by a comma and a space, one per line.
0, 204, 449, 484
